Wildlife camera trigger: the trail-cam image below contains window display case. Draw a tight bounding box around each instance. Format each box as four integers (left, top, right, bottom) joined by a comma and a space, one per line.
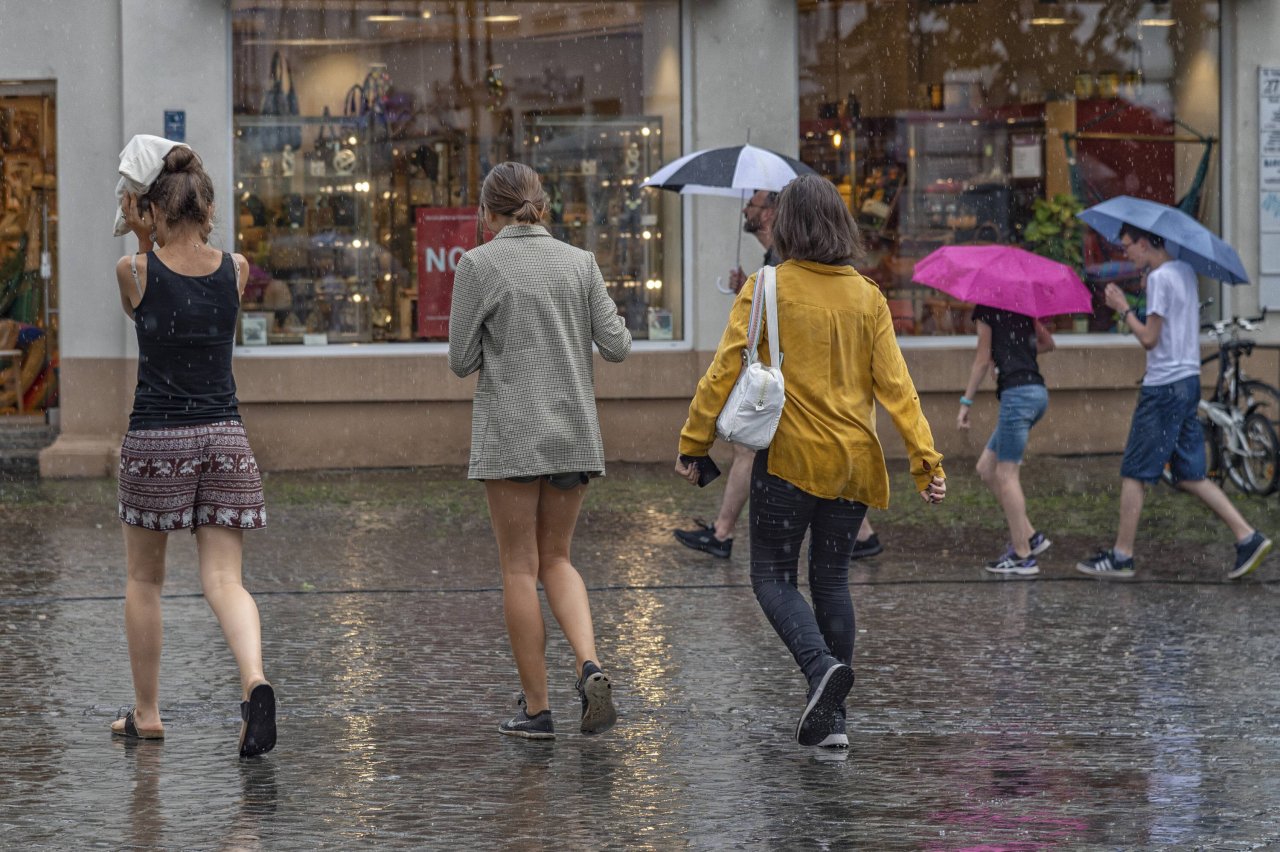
529, 115, 669, 340
233, 114, 386, 345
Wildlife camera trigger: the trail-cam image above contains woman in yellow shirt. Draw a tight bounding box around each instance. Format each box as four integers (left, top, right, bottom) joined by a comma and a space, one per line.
676, 174, 946, 748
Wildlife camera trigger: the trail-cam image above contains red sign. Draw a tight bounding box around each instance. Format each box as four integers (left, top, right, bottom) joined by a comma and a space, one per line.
416, 207, 478, 338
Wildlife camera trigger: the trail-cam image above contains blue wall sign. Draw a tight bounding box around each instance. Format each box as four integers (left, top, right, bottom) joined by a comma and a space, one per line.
163, 110, 186, 142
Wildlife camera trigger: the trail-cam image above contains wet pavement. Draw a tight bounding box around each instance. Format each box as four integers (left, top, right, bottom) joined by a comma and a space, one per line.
4, 458, 1280, 849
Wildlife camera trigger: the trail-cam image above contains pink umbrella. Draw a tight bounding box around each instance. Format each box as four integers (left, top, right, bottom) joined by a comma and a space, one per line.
911, 245, 1091, 318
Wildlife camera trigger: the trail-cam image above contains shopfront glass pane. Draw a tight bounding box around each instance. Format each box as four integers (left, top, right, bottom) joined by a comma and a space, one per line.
231, 1, 682, 345
798, 0, 1220, 335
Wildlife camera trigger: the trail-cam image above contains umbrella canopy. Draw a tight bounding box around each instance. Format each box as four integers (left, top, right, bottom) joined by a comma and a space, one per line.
1077, 195, 1248, 284
912, 245, 1092, 318
642, 144, 816, 196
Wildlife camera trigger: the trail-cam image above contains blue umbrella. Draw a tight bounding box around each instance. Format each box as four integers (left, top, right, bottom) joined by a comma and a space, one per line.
1077, 195, 1248, 284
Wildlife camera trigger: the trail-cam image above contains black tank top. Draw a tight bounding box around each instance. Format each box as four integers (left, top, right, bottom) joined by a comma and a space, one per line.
129, 251, 242, 430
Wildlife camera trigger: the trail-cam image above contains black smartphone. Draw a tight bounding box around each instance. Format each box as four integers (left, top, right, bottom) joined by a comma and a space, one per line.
681, 454, 722, 488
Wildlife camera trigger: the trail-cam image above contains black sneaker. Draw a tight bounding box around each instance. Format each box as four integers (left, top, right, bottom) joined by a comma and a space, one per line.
1230, 532, 1273, 580
1076, 549, 1135, 579
576, 661, 617, 735
849, 533, 883, 560
992, 531, 1051, 563
498, 694, 555, 740
796, 662, 855, 746
984, 554, 1039, 576
673, 520, 732, 559
816, 705, 849, 749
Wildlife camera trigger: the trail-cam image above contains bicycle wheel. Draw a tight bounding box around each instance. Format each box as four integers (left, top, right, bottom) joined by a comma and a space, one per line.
1242, 380, 1280, 425
1223, 413, 1280, 495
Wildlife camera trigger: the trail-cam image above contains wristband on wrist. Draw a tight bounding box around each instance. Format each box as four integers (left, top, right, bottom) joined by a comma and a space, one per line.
1122, 308, 1134, 320
959, 396, 974, 407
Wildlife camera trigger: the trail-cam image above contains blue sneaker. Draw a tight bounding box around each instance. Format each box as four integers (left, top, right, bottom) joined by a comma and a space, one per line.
1076, 549, 1135, 579
1229, 532, 1273, 580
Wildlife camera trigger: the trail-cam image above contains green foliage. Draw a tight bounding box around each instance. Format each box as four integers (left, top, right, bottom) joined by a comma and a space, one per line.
1023, 193, 1085, 272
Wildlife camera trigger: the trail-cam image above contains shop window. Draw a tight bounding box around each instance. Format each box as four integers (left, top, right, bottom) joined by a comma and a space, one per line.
0, 83, 57, 416
798, 0, 1220, 336
231, 0, 682, 346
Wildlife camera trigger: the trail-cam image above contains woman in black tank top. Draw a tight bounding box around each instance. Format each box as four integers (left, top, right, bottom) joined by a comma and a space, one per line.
111, 144, 276, 757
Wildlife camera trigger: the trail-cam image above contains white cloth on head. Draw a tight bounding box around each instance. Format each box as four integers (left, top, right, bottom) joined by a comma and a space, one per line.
113, 134, 189, 236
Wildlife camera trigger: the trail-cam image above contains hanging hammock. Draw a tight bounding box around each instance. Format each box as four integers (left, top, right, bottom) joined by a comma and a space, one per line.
1062, 103, 1216, 220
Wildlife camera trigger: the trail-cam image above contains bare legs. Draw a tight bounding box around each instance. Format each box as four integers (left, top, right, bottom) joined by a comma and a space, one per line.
196, 526, 267, 698
1113, 476, 1254, 557
115, 523, 268, 735
713, 444, 756, 541
976, 449, 1035, 557
485, 479, 597, 715
118, 526, 168, 733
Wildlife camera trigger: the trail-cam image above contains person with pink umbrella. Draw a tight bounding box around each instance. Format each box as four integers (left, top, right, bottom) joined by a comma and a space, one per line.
914, 245, 1089, 575
956, 303, 1056, 575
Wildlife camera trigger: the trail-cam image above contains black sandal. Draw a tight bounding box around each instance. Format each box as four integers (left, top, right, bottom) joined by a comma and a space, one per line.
239, 682, 277, 758
111, 709, 164, 740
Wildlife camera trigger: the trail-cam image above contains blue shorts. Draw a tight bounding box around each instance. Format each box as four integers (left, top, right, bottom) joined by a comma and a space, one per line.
1119, 375, 1206, 484
985, 383, 1048, 463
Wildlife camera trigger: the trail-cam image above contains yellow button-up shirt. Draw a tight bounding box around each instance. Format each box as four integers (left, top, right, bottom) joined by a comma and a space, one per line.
679, 259, 944, 507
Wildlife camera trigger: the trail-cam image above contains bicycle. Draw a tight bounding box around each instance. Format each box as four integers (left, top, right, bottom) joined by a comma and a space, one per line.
1194, 314, 1280, 495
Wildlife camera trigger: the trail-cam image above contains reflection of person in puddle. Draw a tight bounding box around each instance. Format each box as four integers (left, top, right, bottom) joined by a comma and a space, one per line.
118, 737, 165, 847
112, 145, 277, 757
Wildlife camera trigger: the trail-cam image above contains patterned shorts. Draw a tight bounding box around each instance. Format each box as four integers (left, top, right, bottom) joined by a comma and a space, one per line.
118, 420, 267, 532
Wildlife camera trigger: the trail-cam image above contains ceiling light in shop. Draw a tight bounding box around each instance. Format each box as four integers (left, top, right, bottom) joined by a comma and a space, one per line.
1139, 18, 1175, 26
1029, 17, 1067, 25
483, 15, 521, 23
367, 14, 412, 22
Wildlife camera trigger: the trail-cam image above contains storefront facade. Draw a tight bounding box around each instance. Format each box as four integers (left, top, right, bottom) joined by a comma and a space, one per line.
1, 0, 1276, 476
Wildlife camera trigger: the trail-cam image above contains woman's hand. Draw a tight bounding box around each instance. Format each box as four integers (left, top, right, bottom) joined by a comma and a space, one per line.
674, 456, 701, 485
919, 475, 946, 504
956, 405, 971, 431
121, 193, 153, 253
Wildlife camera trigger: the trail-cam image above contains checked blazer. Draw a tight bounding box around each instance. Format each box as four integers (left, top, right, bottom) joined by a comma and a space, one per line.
448, 224, 632, 480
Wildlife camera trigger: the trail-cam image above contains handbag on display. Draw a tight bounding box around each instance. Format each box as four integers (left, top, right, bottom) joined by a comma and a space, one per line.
249, 52, 302, 153
715, 266, 785, 450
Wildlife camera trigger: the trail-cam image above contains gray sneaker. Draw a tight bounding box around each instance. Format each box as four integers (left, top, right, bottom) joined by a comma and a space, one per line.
576, 661, 617, 735
498, 694, 555, 740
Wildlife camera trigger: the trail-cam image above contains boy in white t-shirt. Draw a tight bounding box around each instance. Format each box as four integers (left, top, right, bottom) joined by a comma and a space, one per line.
1077, 224, 1273, 580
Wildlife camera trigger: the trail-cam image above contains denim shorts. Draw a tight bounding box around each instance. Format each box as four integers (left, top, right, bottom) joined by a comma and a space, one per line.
985, 383, 1049, 463
1120, 375, 1206, 484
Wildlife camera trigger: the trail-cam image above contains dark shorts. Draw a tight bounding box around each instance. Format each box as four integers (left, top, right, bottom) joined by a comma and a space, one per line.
1119, 375, 1206, 484
504, 472, 590, 490
118, 420, 267, 532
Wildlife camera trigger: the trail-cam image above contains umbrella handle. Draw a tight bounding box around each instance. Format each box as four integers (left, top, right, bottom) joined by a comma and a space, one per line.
714, 276, 736, 295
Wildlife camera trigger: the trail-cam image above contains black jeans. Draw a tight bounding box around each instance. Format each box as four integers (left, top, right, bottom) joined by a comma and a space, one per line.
750, 450, 868, 688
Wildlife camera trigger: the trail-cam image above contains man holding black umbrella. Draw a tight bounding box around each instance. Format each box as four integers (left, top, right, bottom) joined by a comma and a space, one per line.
1076, 224, 1272, 580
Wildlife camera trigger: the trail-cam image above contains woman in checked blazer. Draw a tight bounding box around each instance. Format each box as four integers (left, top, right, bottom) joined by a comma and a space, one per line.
449, 161, 631, 740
